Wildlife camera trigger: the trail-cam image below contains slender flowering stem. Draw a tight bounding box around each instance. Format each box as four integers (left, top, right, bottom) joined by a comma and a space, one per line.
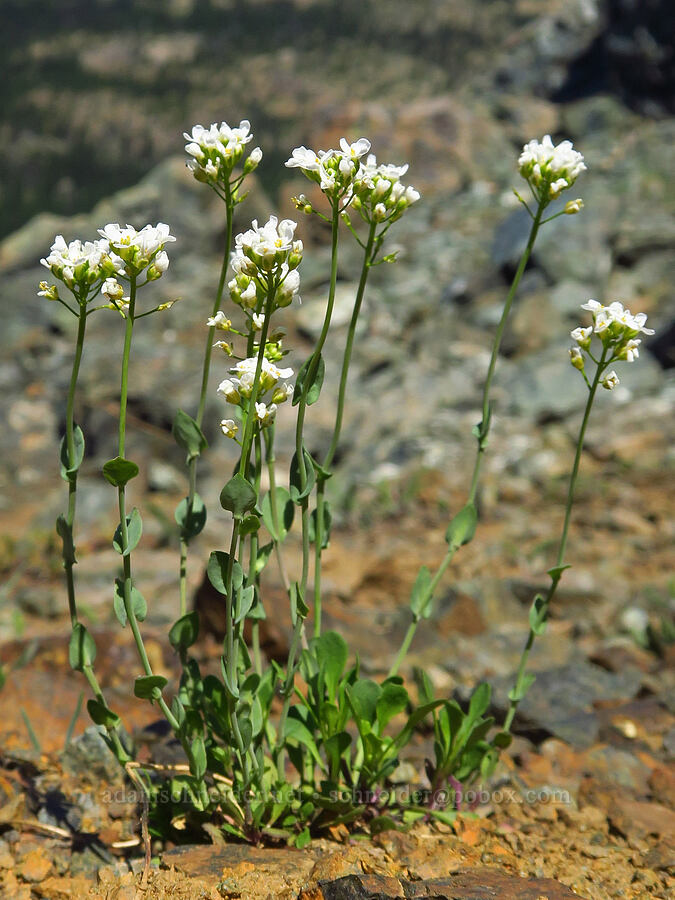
468, 199, 545, 503
388, 199, 547, 676
295, 202, 341, 601
179, 192, 234, 616
503, 347, 608, 733
263, 426, 290, 593
313, 219, 378, 638
116, 275, 178, 731
63, 300, 88, 627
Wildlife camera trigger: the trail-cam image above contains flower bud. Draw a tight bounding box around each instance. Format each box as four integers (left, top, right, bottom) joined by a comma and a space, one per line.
601, 370, 620, 390
213, 340, 233, 355
37, 281, 60, 301
569, 346, 585, 370
220, 419, 239, 439
244, 146, 262, 173
564, 198, 584, 215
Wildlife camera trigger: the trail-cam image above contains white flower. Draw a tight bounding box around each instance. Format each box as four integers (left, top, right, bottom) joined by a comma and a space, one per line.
220, 419, 239, 439
254, 402, 277, 425
153, 250, 169, 273
601, 370, 620, 390
285, 146, 328, 172
40, 234, 110, 288
581, 299, 603, 313
213, 340, 233, 355
620, 339, 641, 362
102, 277, 125, 301
206, 311, 231, 330
570, 326, 592, 347
251, 312, 265, 330
184, 120, 253, 182
97, 223, 175, 274
217, 379, 240, 403
518, 135, 586, 200
233, 215, 299, 273
339, 137, 371, 161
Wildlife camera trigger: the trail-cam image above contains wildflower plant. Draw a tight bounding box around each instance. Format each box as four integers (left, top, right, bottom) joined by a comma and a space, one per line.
43, 125, 654, 845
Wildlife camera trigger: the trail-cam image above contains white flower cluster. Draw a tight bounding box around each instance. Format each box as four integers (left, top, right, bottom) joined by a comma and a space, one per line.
569, 299, 654, 389
184, 119, 261, 186
218, 355, 294, 437
519, 135, 586, 202
227, 216, 302, 310
98, 223, 174, 278
352, 153, 420, 223
40, 235, 112, 293
286, 137, 373, 202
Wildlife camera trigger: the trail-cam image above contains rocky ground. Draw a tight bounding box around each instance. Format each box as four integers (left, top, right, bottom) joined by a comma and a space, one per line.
0, 0, 674, 897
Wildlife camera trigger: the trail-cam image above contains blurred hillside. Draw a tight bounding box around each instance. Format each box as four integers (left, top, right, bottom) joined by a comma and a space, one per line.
1, 0, 674, 238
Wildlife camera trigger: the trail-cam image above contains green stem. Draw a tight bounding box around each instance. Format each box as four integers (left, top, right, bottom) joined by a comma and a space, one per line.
179, 196, 234, 614
116, 275, 178, 731
249, 433, 262, 676
388, 201, 547, 675
388, 543, 458, 678
503, 350, 607, 733
313, 220, 378, 638
276, 614, 305, 781
263, 426, 290, 593
468, 200, 545, 504
63, 302, 88, 627
295, 203, 341, 605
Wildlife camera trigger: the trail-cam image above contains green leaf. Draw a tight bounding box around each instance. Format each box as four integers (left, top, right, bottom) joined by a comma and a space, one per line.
255, 542, 274, 575
292, 354, 325, 406
508, 672, 536, 703
492, 731, 513, 749
174, 493, 207, 540
468, 682, 491, 720
347, 679, 381, 728
309, 502, 332, 549
220, 659, 240, 700
190, 735, 207, 780
528, 594, 548, 636
376, 683, 409, 730
239, 718, 253, 751
314, 631, 348, 701
102, 456, 139, 487
134, 674, 168, 700
427, 809, 456, 826
239, 514, 260, 536
409, 566, 433, 619
295, 827, 311, 849
220, 473, 257, 517
59, 426, 85, 482
290, 582, 309, 624
112, 507, 142, 555
234, 584, 255, 624
547, 563, 572, 583
172, 409, 208, 462
207, 551, 244, 595
86, 699, 120, 729
289, 448, 315, 504
56, 515, 76, 566
445, 502, 477, 549
369, 815, 400, 835
169, 611, 200, 651
172, 696, 186, 728
324, 731, 351, 776
113, 580, 147, 626
260, 488, 294, 541
284, 716, 322, 766
68, 623, 96, 671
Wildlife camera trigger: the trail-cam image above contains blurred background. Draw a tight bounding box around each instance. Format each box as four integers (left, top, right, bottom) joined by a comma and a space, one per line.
0, 0, 673, 751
